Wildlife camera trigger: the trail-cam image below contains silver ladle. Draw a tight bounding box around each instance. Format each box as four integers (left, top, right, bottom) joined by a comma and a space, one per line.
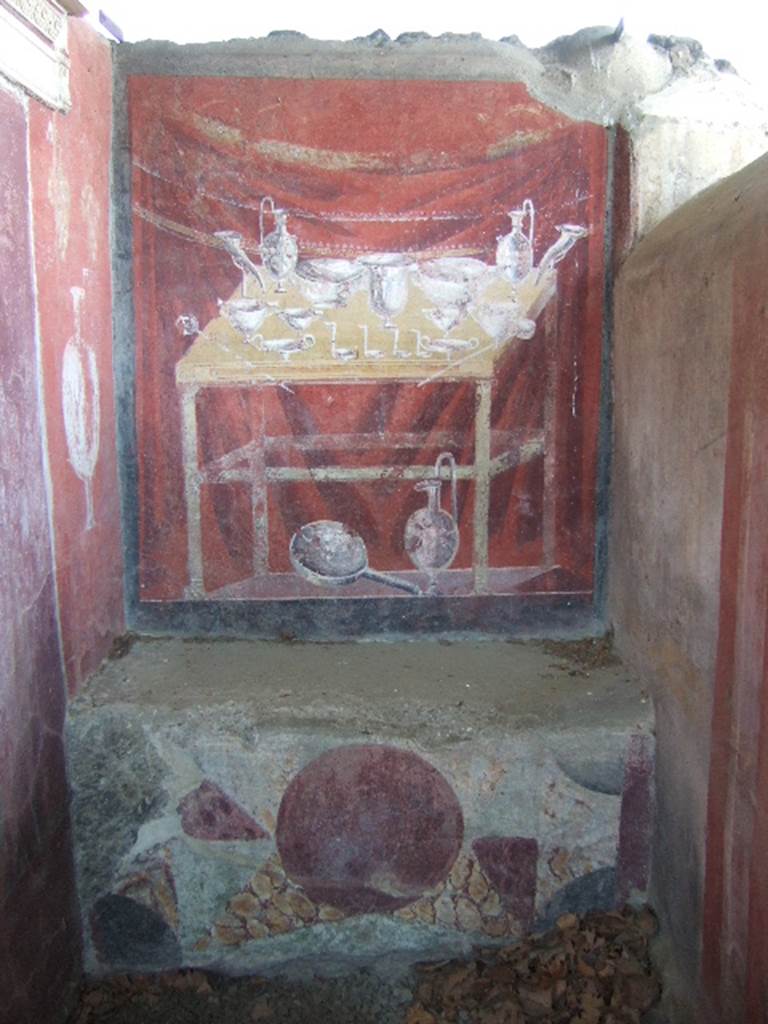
289, 521, 421, 596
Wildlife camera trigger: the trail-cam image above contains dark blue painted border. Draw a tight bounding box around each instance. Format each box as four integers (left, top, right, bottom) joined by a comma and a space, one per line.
111, 43, 611, 640
593, 125, 616, 621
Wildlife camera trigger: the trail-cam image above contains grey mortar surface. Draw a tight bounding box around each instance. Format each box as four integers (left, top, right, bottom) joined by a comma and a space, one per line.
72, 637, 651, 740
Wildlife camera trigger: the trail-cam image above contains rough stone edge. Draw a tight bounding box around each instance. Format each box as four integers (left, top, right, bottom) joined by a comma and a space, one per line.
113, 27, 670, 127
112, 25, 767, 129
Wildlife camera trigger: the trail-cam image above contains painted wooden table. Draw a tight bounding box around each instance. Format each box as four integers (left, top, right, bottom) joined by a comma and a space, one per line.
175, 271, 558, 600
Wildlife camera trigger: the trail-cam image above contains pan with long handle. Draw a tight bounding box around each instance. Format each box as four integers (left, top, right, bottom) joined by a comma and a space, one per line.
289, 520, 421, 596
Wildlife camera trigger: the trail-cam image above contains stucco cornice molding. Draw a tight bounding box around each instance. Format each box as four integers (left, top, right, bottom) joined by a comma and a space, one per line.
5, 0, 66, 40
0, 0, 70, 110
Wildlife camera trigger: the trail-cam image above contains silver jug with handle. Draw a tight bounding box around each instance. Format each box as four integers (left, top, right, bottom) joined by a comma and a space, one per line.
496, 198, 535, 283
404, 451, 460, 594
259, 196, 299, 293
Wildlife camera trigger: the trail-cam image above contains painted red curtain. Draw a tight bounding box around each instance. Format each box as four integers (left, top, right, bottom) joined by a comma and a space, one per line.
130, 77, 606, 600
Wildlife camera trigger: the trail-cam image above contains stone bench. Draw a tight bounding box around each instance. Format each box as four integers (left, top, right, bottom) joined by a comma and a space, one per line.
66, 638, 654, 976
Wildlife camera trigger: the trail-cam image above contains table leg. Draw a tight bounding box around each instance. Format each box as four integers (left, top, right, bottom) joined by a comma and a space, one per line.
251, 393, 268, 575
542, 296, 558, 567
473, 379, 492, 594
180, 383, 204, 598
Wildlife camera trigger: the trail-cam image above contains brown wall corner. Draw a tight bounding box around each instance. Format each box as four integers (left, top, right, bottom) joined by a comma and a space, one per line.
609, 151, 768, 1021
611, 125, 636, 274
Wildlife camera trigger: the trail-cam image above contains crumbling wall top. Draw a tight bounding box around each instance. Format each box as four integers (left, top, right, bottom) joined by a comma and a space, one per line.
115, 24, 766, 131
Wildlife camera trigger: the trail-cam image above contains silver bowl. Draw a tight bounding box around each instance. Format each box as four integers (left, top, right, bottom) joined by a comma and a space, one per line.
219, 298, 273, 334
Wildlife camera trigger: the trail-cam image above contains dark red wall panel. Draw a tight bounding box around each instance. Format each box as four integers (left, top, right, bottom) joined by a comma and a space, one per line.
702, 187, 768, 1024
28, 19, 124, 693
0, 83, 81, 1024
128, 76, 606, 615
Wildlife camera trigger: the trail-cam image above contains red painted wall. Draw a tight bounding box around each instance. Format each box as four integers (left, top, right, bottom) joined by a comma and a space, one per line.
702, 159, 768, 1024
0, 15, 123, 1023
612, 151, 768, 1021
29, 18, 124, 695
128, 76, 606, 611
0, 83, 82, 1024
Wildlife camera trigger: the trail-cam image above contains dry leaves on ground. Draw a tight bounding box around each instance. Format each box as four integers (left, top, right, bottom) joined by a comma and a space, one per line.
69, 905, 660, 1024
405, 904, 660, 1024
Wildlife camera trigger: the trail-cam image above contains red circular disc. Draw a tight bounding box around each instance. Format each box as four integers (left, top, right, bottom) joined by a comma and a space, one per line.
276, 744, 464, 913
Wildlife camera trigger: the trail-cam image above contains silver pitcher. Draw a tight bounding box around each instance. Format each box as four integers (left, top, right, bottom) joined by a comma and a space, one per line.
404, 451, 460, 594
259, 196, 299, 293
496, 198, 535, 283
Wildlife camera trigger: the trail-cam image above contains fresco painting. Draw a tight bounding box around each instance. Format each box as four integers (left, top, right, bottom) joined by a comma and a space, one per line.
80, 735, 654, 968
130, 77, 606, 605
62, 287, 101, 531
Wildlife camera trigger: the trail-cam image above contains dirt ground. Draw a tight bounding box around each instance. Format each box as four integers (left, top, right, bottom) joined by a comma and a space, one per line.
68, 905, 666, 1024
